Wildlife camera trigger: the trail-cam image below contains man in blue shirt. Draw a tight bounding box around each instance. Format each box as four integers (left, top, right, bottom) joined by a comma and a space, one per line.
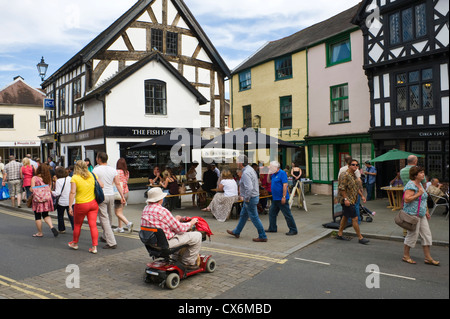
364, 161, 377, 201
266, 161, 298, 236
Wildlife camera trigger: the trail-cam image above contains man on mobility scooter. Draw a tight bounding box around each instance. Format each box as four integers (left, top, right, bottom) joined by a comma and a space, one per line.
140, 187, 215, 289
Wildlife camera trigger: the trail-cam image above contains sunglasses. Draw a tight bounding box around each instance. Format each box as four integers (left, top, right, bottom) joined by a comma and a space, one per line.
350, 163, 359, 166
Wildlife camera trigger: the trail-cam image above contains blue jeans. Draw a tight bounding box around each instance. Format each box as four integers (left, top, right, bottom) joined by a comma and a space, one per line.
233, 196, 267, 239
366, 183, 375, 201
268, 200, 298, 233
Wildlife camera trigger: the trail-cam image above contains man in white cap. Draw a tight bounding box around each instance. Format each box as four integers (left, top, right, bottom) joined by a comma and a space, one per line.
141, 187, 201, 269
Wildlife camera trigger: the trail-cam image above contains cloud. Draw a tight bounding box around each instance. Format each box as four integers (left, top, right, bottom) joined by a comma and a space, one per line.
0, 0, 137, 53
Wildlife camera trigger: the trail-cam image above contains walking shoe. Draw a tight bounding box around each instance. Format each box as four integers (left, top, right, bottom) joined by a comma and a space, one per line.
89, 247, 98, 254
286, 231, 298, 236
113, 227, 124, 233
336, 235, 350, 241
68, 242, 79, 250
126, 222, 134, 233
358, 238, 370, 245
51, 227, 59, 237
103, 244, 117, 249
226, 230, 239, 238
252, 238, 268, 242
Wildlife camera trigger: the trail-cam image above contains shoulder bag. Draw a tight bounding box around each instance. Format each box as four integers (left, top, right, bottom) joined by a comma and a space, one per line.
53, 177, 67, 208
91, 173, 104, 204
394, 193, 421, 231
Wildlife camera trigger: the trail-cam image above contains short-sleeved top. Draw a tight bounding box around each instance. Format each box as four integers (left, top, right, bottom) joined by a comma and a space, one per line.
93, 165, 117, 196
403, 180, 428, 217
71, 173, 96, 204
116, 169, 129, 193
221, 179, 238, 197
271, 169, 289, 201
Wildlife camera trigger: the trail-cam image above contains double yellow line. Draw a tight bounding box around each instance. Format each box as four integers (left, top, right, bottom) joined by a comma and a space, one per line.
0, 275, 66, 299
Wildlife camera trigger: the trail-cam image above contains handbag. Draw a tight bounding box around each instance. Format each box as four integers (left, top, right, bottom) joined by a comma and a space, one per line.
394, 194, 421, 231
27, 194, 34, 208
91, 173, 104, 204
0, 184, 10, 200
113, 182, 123, 201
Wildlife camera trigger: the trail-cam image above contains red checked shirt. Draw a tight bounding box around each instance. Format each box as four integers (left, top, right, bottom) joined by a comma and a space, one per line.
141, 203, 191, 240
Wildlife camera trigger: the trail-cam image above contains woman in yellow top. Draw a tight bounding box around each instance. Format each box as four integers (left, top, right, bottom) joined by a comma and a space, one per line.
68, 160, 103, 254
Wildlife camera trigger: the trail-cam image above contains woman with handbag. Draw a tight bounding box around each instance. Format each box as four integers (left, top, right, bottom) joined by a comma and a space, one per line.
68, 160, 102, 254
52, 166, 74, 233
402, 166, 439, 266
30, 163, 58, 237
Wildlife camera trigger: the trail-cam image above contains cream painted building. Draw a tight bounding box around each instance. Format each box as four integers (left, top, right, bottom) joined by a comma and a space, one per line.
231, 39, 308, 169
0, 76, 45, 161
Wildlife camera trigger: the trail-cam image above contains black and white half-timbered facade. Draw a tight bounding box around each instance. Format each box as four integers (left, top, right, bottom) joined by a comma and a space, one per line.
39, 0, 230, 181
353, 0, 449, 185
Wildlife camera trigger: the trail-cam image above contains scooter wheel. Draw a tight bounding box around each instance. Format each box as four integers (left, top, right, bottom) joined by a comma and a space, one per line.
205, 258, 216, 273
166, 272, 180, 289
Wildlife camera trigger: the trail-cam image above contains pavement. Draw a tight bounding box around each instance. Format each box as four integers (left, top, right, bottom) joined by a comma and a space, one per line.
1, 193, 448, 257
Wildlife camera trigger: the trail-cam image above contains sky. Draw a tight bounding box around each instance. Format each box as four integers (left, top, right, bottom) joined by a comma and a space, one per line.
0, 0, 361, 90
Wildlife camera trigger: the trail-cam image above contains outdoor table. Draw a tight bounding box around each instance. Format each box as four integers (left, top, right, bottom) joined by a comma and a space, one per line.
381, 186, 404, 211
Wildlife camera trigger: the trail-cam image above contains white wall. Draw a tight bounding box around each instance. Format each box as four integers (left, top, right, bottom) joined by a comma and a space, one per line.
104, 59, 203, 129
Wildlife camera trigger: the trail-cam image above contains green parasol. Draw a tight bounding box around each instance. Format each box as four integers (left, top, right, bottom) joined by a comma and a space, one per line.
369, 149, 424, 163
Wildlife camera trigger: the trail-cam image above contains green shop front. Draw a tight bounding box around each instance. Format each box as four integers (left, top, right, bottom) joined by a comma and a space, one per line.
306, 134, 374, 195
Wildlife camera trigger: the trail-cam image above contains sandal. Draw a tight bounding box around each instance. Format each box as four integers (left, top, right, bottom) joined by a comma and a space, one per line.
402, 257, 416, 264
32, 233, 43, 238
424, 259, 440, 266
68, 242, 79, 250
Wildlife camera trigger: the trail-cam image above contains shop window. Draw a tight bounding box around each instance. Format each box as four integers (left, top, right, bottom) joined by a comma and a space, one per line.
311, 144, 334, 183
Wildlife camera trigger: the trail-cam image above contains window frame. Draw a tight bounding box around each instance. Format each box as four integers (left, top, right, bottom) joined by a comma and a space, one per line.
274, 55, 293, 81
330, 83, 350, 124
280, 95, 293, 130
151, 28, 163, 52
145, 80, 167, 116
166, 31, 178, 56
242, 105, 252, 128
388, 2, 428, 47
0, 114, 14, 129
239, 69, 252, 91
395, 67, 434, 112
326, 33, 352, 67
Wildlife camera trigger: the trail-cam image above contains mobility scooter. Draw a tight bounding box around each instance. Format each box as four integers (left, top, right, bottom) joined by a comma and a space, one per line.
140, 227, 216, 289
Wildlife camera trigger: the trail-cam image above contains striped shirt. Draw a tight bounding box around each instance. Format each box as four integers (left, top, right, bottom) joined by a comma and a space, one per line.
141, 203, 191, 240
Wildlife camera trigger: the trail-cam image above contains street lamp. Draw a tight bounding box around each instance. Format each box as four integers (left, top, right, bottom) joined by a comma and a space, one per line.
37, 57, 48, 82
